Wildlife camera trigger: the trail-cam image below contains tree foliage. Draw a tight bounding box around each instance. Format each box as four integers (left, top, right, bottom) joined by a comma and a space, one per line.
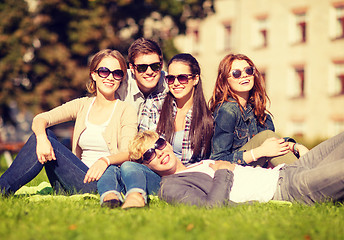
0, 0, 214, 119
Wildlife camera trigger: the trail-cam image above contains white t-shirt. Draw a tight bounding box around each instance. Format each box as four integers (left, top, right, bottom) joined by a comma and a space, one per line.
178, 160, 283, 203
229, 164, 283, 203
78, 99, 118, 168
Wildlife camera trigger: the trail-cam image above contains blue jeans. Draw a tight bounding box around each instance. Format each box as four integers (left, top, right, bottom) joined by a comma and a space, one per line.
120, 161, 161, 203
273, 131, 344, 204
0, 130, 97, 195
97, 165, 124, 203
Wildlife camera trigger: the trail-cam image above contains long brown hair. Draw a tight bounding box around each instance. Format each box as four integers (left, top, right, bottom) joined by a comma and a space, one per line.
156, 53, 213, 159
209, 53, 271, 125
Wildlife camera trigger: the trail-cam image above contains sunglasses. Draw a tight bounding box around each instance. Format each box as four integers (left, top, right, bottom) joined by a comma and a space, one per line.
165, 74, 194, 85
133, 62, 162, 73
230, 66, 255, 79
141, 137, 167, 163
95, 67, 124, 80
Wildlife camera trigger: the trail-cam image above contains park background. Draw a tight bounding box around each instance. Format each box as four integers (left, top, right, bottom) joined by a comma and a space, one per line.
1, 0, 344, 147
0, 1, 344, 240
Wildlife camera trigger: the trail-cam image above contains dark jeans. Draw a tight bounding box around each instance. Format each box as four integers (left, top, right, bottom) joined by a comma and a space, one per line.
0, 130, 97, 195
273, 131, 344, 204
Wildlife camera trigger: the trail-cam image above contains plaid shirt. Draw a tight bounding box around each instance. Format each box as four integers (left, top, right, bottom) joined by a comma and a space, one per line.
139, 92, 196, 166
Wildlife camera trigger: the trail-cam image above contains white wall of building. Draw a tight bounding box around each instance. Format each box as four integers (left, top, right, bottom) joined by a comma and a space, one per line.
175, 0, 344, 142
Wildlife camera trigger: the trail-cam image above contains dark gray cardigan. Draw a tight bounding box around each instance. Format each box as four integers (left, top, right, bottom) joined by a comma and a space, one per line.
158, 169, 236, 207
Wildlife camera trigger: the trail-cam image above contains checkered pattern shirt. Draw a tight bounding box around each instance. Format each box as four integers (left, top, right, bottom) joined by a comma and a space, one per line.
139, 92, 196, 166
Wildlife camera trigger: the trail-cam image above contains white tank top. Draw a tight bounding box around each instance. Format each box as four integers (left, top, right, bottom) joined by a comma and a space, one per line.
78, 98, 118, 167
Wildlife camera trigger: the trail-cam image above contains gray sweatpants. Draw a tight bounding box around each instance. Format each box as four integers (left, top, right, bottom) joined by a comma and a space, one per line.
273, 131, 344, 204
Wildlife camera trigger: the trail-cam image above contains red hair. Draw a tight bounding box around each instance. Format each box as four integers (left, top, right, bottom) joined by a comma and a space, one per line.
209, 53, 271, 125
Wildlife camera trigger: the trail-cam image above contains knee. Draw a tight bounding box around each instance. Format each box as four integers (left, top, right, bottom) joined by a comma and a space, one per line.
259, 130, 279, 139
106, 165, 120, 174
120, 161, 140, 173
46, 129, 58, 139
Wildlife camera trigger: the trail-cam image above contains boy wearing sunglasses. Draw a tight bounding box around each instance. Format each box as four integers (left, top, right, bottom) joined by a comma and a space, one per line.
119, 53, 213, 208
115, 38, 168, 116
129, 130, 344, 207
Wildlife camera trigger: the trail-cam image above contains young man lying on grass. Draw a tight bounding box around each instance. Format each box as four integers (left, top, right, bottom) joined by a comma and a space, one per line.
128, 131, 344, 207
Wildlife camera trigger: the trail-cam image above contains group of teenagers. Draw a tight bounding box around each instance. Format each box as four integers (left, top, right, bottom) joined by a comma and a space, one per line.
1, 38, 343, 208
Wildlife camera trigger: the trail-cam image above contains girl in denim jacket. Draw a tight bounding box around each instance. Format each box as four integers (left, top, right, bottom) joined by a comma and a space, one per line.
209, 54, 300, 167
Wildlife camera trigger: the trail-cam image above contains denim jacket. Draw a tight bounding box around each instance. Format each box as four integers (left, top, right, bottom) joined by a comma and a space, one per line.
210, 100, 274, 165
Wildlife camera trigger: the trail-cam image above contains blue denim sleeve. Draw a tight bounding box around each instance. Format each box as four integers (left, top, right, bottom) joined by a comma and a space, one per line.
265, 114, 275, 131
210, 105, 246, 165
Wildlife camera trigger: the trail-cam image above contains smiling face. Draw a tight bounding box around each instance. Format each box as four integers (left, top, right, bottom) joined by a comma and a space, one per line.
130, 53, 162, 96
142, 136, 184, 176
91, 57, 122, 99
227, 60, 254, 97
167, 61, 199, 103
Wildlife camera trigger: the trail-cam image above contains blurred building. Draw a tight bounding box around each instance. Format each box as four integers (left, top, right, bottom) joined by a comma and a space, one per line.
174, 0, 344, 142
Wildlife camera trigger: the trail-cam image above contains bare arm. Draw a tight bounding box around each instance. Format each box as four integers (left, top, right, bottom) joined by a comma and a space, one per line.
83, 152, 130, 183
31, 116, 56, 164
243, 137, 290, 164
290, 143, 309, 158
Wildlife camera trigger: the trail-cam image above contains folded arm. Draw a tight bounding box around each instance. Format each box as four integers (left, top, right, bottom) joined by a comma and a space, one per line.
159, 170, 236, 207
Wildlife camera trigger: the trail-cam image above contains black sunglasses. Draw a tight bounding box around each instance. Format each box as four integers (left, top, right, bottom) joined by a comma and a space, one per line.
165, 74, 194, 85
230, 66, 255, 79
95, 67, 124, 80
133, 62, 162, 73
141, 137, 167, 163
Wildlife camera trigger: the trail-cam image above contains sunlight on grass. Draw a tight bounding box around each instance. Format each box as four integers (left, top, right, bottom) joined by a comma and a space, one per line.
0, 194, 343, 240
1, 153, 344, 240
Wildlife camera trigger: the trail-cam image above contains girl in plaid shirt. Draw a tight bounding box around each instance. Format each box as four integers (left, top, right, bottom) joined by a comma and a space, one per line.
120, 53, 214, 208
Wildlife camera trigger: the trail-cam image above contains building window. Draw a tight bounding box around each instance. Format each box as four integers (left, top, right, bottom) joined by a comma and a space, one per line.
186, 26, 200, 54
223, 23, 232, 50
253, 16, 268, 48
216, 21, 232, 52
329, 61, 344, 96
330, 3, 344, 39
290, 10, 307, 44
193, 29, 200, 43
287, 66, 305, 98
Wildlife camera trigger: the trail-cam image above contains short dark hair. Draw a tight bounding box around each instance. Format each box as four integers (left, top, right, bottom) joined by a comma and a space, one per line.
128, 38, 163, 64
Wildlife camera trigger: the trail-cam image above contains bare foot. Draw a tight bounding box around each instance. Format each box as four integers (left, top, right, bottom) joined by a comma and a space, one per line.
101, 192, 121, 208
121, 192, 145, 209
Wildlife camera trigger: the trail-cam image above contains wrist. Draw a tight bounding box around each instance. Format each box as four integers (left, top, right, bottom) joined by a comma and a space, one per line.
99, 156, 110, 166
250, 149, 257, 162
252, 147, 262, 159
293, 143, 299, 154
35, 134, 48, 141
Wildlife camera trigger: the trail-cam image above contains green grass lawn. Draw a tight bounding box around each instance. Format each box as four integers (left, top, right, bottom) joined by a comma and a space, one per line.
1, 156, 344, 240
